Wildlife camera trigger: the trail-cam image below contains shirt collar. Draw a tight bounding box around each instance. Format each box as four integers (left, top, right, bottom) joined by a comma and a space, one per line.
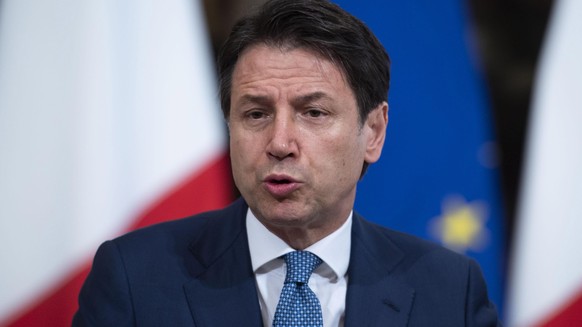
246, 208, 352, 280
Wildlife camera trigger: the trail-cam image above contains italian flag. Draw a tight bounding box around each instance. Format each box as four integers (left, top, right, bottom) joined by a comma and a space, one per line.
508, 0, 582, 325
0, 0, 232, 325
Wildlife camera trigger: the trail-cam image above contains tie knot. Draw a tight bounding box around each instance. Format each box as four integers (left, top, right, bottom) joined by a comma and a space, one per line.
283, 251, 322, 284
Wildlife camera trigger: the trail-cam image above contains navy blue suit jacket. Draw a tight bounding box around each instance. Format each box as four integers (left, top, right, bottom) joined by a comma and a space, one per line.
73, 198, 501, 326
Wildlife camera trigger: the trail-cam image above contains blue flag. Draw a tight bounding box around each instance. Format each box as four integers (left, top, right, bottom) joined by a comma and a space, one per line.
334, 0, 505, 315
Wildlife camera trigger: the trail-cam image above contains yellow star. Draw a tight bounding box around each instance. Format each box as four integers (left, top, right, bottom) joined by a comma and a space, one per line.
442, 206, 482, 247
429, 196, 489, 253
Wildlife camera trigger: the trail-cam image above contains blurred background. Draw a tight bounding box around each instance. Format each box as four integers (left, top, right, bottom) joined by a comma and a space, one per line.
1, 0, 580, 326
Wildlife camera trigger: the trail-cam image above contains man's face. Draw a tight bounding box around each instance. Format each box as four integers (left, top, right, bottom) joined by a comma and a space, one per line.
228, 44, 387, 243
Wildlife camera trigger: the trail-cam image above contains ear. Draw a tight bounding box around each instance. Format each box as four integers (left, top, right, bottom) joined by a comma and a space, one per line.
363, 101, 388, 164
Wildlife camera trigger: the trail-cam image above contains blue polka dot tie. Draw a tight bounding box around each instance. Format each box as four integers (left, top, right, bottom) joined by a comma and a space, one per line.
272, 251, 323, 327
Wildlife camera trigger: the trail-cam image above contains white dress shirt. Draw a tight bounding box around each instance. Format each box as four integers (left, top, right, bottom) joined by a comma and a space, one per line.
246, 209, 352, 327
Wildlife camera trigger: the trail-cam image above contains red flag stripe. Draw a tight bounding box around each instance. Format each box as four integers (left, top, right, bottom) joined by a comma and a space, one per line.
129, 152, 234, 231
538, 291, 582, 327
3, 153, 233, 327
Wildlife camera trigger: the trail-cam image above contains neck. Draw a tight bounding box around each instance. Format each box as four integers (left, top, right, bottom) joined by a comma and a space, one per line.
263, 215, 349, 250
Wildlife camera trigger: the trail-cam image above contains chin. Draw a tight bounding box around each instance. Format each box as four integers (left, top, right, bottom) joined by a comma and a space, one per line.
257, 206, 310, 226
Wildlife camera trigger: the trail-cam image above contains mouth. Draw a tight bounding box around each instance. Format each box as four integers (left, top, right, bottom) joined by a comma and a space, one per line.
268, 177, 294, 184
263, 174, 301, 197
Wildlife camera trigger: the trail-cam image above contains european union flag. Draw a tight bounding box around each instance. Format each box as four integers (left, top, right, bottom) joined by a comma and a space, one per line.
334, 0, 506, 315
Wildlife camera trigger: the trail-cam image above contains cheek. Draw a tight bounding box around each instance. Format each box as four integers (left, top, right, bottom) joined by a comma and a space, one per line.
230, 129, 250, 156
316, 135, 362, 176
229, 139, 254, 193
229, 131, 263, 174
332, 134, 366, 176
229, 133, 248, 173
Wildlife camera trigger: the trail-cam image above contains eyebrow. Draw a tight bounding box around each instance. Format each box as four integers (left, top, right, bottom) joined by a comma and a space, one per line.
237, 94, 272, 107
236, 91, 331, 108
290, 92, 330, 107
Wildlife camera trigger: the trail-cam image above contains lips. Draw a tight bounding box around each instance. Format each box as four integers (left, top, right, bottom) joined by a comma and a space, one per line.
263, 174, 301, 197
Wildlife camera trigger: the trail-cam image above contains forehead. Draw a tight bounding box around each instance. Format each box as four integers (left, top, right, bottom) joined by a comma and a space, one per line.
231, 44, 350, 92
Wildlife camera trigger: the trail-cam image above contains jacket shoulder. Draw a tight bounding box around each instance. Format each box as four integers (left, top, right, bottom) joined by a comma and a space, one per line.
355, 216, 467, 261
112, 198, 247, 248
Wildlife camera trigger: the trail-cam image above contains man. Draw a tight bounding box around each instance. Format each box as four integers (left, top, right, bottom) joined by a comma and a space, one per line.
74, 0, 501, 326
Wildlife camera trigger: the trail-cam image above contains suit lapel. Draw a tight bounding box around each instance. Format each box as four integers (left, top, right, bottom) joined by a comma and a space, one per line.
180, 201, 415, 326
183, 199, 263, 327
344, 214, 415, 327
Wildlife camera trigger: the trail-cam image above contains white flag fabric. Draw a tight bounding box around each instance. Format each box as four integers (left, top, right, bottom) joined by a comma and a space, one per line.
508, 0, 582, 325
0, 0, 231, 325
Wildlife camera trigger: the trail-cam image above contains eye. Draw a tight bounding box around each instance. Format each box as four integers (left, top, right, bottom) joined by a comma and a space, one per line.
305, 108, 326, 118
246, 110, 268, 120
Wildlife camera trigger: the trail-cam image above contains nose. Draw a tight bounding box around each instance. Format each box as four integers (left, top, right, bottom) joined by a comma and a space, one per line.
266, 112, 298, 160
